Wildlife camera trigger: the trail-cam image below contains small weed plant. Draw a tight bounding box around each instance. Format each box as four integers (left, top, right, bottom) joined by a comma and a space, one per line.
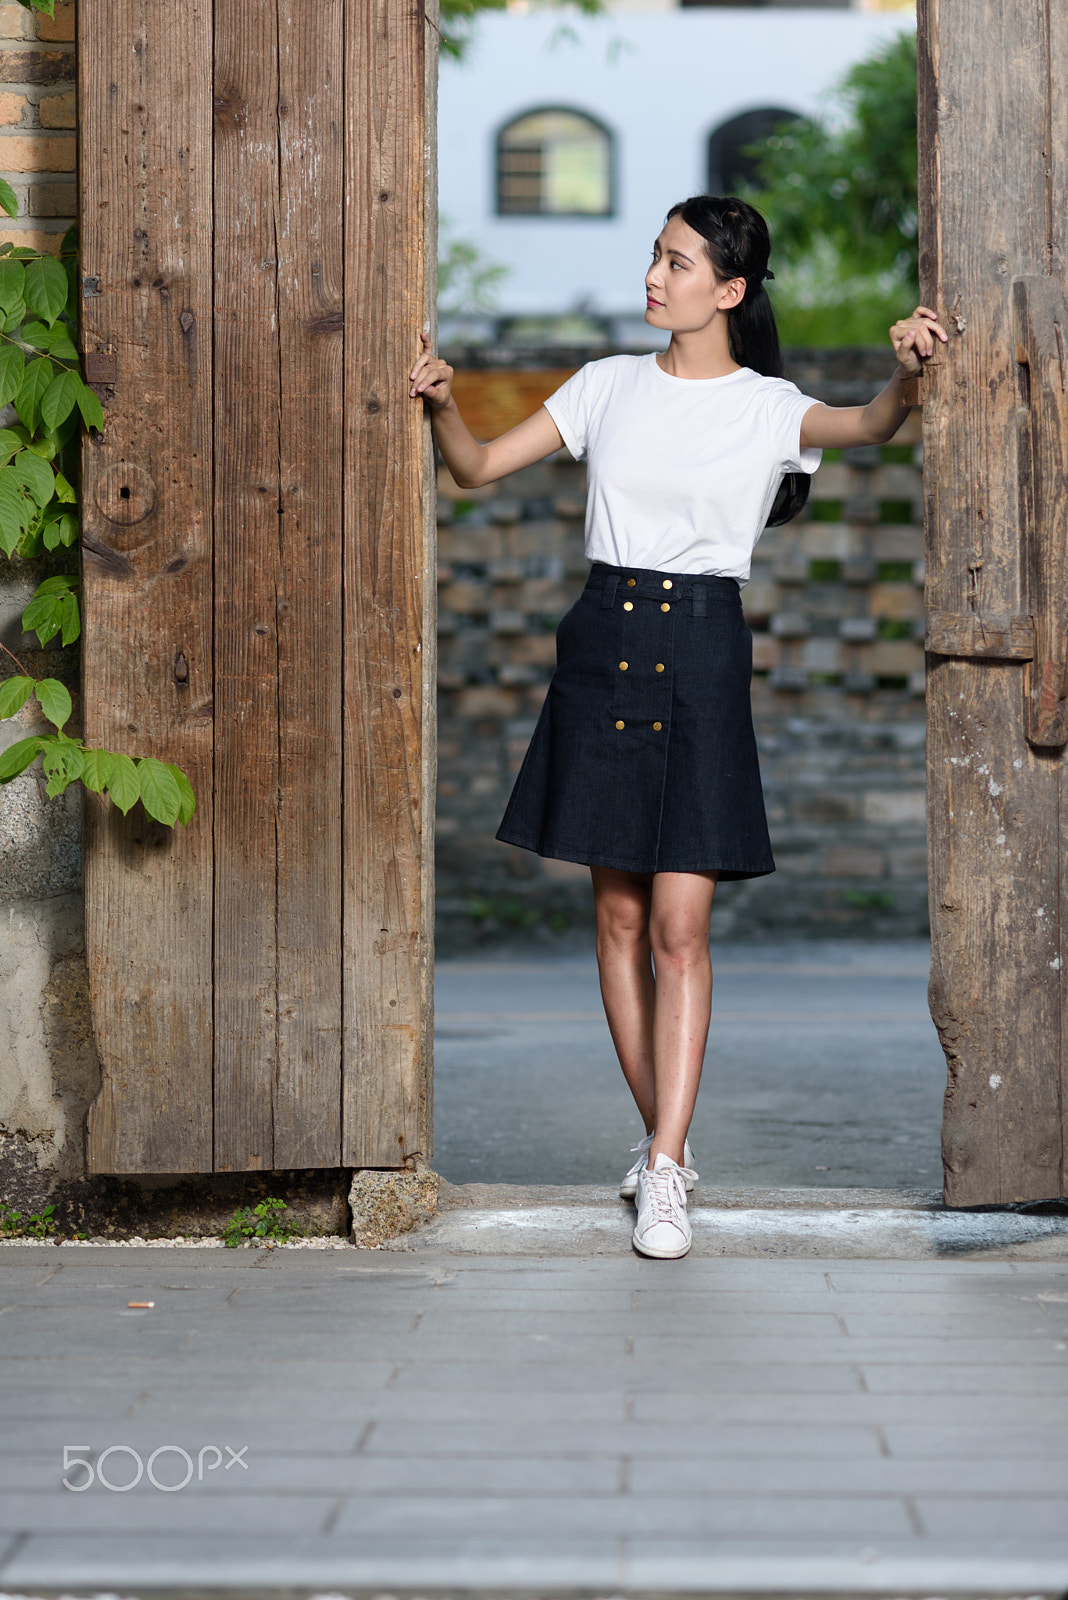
0, 1201, 56, 1238
221, 1198, 295, 1249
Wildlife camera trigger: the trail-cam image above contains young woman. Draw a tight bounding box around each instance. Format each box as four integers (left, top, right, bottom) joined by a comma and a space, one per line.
410, 195, 947, 1260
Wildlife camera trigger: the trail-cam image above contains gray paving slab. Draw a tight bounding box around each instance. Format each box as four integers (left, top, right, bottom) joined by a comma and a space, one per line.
3, 1241, 1068, 1591
326, 1491, 914, 1539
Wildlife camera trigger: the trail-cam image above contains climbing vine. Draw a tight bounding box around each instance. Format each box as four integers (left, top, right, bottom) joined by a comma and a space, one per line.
0, 214, 194, 827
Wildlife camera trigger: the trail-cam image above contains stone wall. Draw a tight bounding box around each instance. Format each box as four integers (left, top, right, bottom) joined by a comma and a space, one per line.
435, 344, 928, 947
0, 0, 89, 1209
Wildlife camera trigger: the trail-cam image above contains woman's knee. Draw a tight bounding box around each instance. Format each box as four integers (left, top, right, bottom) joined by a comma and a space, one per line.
594, 884, 651, 951
649, 911, 711, 970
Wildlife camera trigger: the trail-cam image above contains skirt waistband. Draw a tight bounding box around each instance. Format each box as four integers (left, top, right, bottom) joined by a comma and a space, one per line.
585, 561, 741, 612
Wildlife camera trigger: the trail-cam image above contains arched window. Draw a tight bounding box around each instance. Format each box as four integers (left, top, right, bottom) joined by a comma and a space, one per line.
707, 106, 805, 195
496, 108, 614, 218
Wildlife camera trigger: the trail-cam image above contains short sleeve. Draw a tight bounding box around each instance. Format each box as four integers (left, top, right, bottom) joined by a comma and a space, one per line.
767, 381, 823, 476
543, 363, 594, 461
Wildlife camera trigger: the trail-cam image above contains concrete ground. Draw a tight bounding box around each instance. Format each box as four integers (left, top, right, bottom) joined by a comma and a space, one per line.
2, 940, 1068, 1596
434, 939, 943, 1190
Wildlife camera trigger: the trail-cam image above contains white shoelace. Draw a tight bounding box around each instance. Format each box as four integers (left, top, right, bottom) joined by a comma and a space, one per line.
638, 1162, 696, 1228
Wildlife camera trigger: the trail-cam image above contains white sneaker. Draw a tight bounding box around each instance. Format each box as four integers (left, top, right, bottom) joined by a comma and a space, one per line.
620, 1133, 696, 1199
632, 1152, 697, 1260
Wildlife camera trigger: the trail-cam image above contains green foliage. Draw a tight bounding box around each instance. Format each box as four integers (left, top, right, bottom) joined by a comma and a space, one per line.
742, 31, 918, 346
221, 1198, 295, 1249
0, 1201, 56, 1238
439, 0, 602, 59
15, 0, 56, 16
0, 211, 196, 828
439, 219, 510, 318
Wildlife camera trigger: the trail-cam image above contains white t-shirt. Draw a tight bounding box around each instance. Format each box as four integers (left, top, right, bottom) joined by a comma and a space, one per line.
543, 353, 823, 583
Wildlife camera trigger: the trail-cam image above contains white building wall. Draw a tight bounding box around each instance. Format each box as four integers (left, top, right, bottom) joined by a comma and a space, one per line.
438, 8, 916, 320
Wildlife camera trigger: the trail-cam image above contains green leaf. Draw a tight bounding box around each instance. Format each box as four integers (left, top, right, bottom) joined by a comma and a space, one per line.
75, 377, 104, 431
0, 179, 16, 221
0, 468, 32, 554
106, 752, 140, 814
52, 468, 75, 503
0, 259, 25, 312
80, 747, 116, 795
41, 327, 78, 362
2, 299, 26, 333
10, 448, 54, 507
56, 511, 77, 546
39, 369, 78, 432
137, 757, 181, 826
0, 734, 43, 782
58, 588, 79, 645
41, 516, 60, 550
23, 256, 68, 327
40, 734, 83, 796
34, 677, 71, 731
165, 762, 197, 826
20, 595, 61, 645
0, 344, 23, 407
0, 428, 24, 468
32, 573, 78, 597
0, 675, 34, 719
15, 358, 54, 433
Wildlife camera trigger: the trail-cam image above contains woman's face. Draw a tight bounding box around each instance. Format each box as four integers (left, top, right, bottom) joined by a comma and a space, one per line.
644, 214, 745, 332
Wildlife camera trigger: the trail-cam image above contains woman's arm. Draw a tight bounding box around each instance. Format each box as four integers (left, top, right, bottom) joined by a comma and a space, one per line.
409, 332, 565, 488
799, 305, 948, 451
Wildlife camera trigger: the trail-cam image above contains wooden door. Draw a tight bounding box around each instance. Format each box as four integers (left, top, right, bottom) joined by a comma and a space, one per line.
78, 0, 437, 1174
920, 0, 1068, 1204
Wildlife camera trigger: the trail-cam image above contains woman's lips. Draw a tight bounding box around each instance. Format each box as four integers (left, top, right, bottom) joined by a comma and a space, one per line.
646, 296, 662, 306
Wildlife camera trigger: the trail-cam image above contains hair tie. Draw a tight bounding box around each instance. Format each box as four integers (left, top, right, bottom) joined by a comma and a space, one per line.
764, 268, 775, 281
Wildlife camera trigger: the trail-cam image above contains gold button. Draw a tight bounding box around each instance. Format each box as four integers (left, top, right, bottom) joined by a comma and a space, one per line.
655, 662, 665, 673
627, 578, 636, 587
615, 720, 625, 730
623, 601, 633, 611
653, 722, 662, 731
661, 602, 670, 613
662, 579, 673, 590
618, 661, 628, 671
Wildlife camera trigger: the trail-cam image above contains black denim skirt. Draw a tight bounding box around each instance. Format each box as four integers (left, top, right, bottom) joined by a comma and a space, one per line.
496, 561, 775, 878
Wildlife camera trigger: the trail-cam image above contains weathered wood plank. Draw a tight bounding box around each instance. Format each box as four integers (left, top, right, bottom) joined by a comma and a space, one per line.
925, 611, 1035, 659
921, 0, 1065, 1203
212, 0, 282, 1171
342, 0, 434, 1167
80, 0, 215, 1173
1014, 277, 1068, 749
272, 0, 345, 1167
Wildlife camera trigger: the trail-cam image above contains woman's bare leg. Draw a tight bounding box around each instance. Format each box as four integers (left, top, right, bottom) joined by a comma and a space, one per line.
590, 866, 656, 1131
591, 866, 717, 1165
645, 870, 718, 1169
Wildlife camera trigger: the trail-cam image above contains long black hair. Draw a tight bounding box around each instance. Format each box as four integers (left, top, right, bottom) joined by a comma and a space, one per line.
666, 195, 809, 527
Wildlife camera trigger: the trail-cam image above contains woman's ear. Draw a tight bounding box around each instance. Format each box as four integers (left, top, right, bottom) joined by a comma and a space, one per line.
717, 276, 746, 311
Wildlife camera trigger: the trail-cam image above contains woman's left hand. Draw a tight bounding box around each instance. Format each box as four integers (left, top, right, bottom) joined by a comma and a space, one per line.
890, 305, 949, 375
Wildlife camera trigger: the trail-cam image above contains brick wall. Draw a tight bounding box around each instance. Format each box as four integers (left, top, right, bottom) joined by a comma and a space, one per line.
0, 2, 75, 252
435, 344, 928, 948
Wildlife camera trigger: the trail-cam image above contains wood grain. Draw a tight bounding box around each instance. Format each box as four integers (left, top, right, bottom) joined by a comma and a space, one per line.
342, 0, 434, 1167
921, 0, 1066, 1203
80, 0, 215, 1173
1014, 277, 1068, 749
925, 611, 1035, 659
272, 0, 345, 1167
212, 0, 282, 1170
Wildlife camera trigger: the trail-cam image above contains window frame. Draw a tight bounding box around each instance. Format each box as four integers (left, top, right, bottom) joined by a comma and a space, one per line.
706, 105, 805, 197
494, 105, 617, 221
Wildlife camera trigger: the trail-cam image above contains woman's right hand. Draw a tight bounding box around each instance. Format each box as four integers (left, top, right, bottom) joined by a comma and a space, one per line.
409, 331, 454, 409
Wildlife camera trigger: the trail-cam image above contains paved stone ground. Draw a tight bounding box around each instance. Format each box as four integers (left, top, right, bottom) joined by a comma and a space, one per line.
1, 1234, 1068, 1593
